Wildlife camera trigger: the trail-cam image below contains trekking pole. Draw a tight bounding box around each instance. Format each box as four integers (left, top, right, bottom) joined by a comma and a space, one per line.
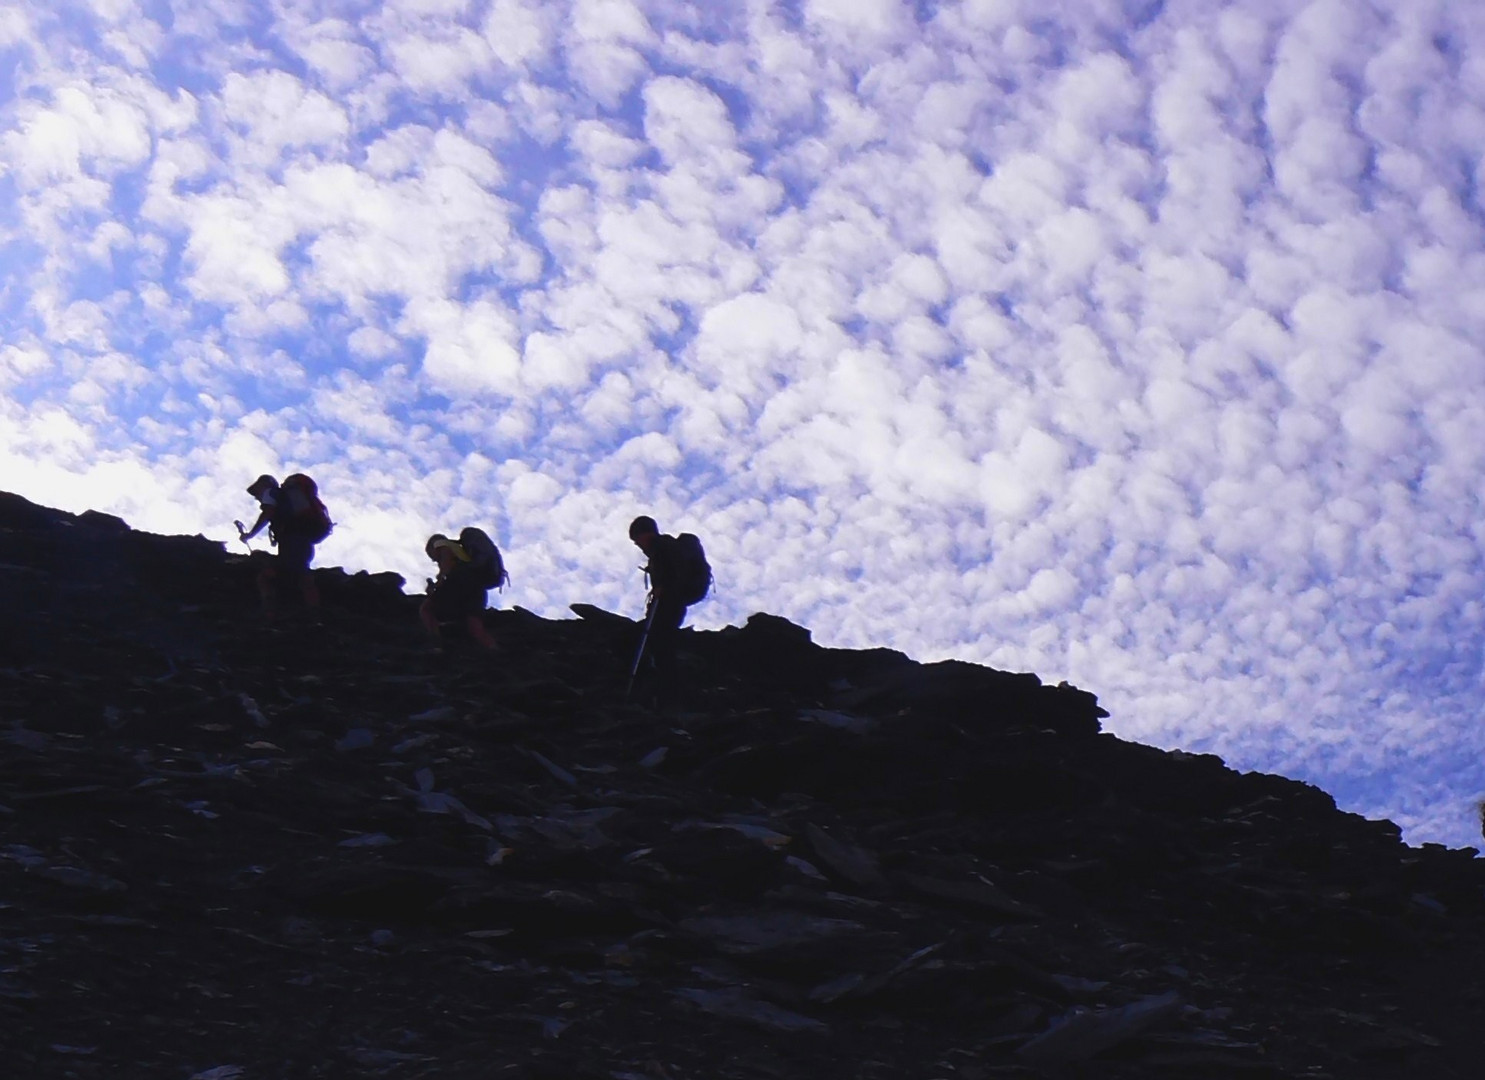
625, 601, 658, 701
232, 521, 254, 552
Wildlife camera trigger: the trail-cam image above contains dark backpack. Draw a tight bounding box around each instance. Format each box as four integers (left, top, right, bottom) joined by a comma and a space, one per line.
279, 473, 333, 543
673, 532, 711, 605
458, 526, 508, 590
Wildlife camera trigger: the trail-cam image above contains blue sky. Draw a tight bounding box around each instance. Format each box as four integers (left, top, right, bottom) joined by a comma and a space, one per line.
4, 0, 1485, 849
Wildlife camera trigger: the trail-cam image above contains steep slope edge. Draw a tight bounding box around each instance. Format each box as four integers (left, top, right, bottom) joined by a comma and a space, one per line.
1, 491, 1483, 1079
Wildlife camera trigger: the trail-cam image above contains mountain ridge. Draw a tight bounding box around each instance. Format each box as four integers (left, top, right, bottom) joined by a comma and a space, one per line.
2, 489, 1483, 1078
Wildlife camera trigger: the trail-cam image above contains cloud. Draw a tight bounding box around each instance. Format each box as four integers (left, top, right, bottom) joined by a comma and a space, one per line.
218, 70, 350, 163
481, 0, 558, 71
278, 16, 379, 91
3, 83, 152, 189
804, 0, 914, 59
409, 297, 522, 396
564, 0, 655, 106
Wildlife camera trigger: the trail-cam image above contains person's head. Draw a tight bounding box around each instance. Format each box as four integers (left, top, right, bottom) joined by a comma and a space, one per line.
629, 514, 658, 552
425, 533, 449, 561
247, 474, 278, 500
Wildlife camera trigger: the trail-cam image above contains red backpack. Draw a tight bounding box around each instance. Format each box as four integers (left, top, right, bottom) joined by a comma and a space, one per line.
279, 474, 333, 542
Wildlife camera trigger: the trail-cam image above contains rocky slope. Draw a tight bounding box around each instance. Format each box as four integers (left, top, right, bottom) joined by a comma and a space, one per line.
2, 490, 1483, 1079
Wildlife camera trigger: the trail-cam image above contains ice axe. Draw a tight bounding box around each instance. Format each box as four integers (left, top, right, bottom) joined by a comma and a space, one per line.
625, 602, 658, 701
233, 520, 255, 553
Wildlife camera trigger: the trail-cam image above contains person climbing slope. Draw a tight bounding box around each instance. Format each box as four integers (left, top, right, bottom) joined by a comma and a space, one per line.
238, 473, 332, 619
419, 528, 505, 652
627, 514, 710, 711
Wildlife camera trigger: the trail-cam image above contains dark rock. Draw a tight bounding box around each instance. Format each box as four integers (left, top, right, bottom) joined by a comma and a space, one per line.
1017, 991, 1183, 1064
672, 986, 828, 1034
805, 823, 884, 889
1, 488, 1485, 1079
898, 873, 1043, 920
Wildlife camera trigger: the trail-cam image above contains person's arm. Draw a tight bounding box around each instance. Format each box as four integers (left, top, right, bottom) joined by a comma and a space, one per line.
428, 548, 458, 591
239, 507, 272, 541
647, 537, 676, 600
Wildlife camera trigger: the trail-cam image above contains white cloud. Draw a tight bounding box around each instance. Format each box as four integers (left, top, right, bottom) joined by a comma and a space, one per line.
481, 0, 558, 70
0, 342, 52, 385
521, 330, 590, 392
692, 292, 803, 395
804, 0, 914, 57
383, 25, 493, 96
3, 83, 151, 188
979, 151, 1069, 230
388, 0, 473, 17
566, 0, 655, 105
218, 70, 350, 163
314, 371, 409, 444
281, 18, 379, 90
347, 325, 401, 360
642, 76, 737, 170
179, 192, 297, 304
570, 118, 645, 169
0, 8, 33, 48
406, 297, 522, 397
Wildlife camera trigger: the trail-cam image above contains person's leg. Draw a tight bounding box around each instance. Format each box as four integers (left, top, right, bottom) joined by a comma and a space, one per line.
464, 614, 498, 651
300, 563, 320, 610
420, 597, 442, 637
423, 574, 462, 639
454, 576, 497, 650
646, 598, 687, 710
278, 536, 316, 614
256, 564, 279, 619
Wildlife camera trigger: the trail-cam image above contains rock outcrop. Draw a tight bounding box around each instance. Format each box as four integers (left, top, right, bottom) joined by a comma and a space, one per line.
2, 490, 1483, 1078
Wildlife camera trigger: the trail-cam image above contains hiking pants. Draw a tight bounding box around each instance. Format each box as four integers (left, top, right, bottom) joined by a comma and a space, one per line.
643, 596, 687, 706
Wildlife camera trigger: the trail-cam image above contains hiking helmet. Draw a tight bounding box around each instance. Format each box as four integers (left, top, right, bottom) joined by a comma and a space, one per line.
247, 474, 278, 498
628, 515, 658, 540
425, 534, 449, 560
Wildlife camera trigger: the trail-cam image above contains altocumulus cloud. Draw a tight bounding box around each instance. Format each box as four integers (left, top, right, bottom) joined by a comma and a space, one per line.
3, 0, 1485, 847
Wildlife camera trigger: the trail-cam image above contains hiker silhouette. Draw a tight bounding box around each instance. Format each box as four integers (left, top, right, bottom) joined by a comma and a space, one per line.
237, 473, 330, 619
628, 515, 711, 711
419, 531, 501, 652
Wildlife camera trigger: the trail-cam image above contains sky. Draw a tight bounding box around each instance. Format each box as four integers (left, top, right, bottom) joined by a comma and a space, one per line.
4, 0, 1485, 850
